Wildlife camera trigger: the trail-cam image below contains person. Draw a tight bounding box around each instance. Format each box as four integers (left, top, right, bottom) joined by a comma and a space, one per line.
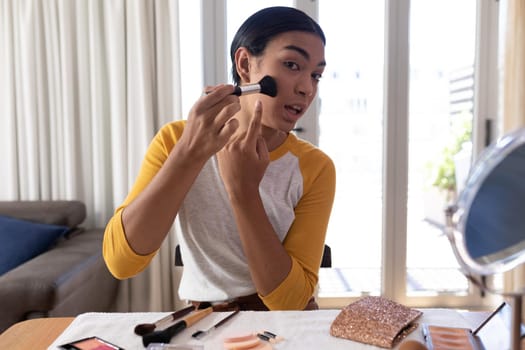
102, 6, 335, 311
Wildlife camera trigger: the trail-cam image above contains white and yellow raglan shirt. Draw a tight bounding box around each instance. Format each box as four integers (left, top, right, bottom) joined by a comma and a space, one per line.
103, 120, 336, 310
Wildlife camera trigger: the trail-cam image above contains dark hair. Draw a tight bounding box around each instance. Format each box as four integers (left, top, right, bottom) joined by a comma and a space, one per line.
230, 6, 326, 85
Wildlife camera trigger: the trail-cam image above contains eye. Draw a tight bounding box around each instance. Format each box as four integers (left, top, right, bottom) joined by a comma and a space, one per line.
284, 61, 300, 71
312, 73, 323, 82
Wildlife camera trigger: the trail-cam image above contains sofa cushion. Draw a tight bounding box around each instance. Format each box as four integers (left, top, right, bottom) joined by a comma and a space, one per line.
0, 201, 87, 228
0, 215, 70, 275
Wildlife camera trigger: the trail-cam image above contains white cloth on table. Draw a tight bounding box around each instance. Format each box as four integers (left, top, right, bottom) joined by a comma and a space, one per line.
47, 309, 473, 350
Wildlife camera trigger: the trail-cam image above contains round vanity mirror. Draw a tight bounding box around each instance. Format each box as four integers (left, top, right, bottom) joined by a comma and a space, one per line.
445, 127, 525, 350
446, 127, 525, 276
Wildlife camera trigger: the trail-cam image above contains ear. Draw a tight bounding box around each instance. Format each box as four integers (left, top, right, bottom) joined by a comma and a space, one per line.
234, 47, 252, 83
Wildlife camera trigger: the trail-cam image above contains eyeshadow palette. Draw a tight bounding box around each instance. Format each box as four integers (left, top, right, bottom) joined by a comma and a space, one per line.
422, 302, 525, 350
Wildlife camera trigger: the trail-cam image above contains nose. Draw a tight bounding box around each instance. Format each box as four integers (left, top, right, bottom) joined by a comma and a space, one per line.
295, 75, 314, 97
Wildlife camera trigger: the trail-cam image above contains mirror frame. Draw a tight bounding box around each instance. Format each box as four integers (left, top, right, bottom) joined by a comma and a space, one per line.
446, 127, 525, 276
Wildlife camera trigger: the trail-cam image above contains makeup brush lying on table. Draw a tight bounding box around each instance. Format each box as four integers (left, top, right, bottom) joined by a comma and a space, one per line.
191, 308, 240, 339
142, 306, 213, 347
134, 305, 195, 336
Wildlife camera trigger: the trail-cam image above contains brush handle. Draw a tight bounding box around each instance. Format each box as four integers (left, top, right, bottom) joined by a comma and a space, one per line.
215, 308, 240, 328
154, 305, 195, 326
142, 307, 213, 346
184, 306, 213, 327
232, 84, 261, 96
206, 76, 276, 97
133, 305, 195, 335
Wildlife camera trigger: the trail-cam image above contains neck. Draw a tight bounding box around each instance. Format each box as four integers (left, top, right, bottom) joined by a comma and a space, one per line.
261, 125, 288, 151
233, 111, 288, 151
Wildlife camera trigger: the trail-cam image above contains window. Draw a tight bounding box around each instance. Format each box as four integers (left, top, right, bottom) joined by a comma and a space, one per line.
316, 0, 384, 300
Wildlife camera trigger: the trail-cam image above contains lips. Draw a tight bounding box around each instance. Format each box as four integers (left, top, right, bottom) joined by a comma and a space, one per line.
270, 96, 309, 129
283, 103, 306, 124
284, 105, 304, 125
285, 104, 303, 115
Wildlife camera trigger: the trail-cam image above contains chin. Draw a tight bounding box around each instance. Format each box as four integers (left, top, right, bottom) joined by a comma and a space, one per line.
262, 114, 296, 132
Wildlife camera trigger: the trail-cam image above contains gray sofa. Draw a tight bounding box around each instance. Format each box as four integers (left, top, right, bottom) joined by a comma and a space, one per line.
0, 200, 119, 333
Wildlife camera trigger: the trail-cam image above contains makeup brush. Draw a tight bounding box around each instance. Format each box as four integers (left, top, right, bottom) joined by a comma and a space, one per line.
134, 305, 195, 336
142, 306, 213, 347
191, 308, 240, 339
207, 76, 277, 97
233, 75, 277, 97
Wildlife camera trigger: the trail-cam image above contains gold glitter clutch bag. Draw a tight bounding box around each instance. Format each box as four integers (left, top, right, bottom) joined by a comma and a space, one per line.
330, 296, 423, 349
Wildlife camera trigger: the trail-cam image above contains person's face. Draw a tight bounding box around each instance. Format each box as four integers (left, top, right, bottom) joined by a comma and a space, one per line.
240, 31, 326, 133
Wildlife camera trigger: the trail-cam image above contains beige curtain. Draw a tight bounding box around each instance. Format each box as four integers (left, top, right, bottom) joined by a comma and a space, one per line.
0, 0, 185, 312
502, 0, 525, 132
502, 0, 525, 294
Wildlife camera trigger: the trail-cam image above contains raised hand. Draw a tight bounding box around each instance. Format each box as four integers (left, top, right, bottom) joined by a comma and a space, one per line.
217, 100, 270, 197
179, 85, 241, 162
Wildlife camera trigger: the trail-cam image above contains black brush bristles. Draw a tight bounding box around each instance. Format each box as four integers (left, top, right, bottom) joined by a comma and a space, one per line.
232, 75, 277, 97
257, 75, 277, 97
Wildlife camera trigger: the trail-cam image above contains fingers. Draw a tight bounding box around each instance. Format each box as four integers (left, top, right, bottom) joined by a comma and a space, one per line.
218, 118, 239, 142
191, 83, 240, 133
212, 101, 241, 129
248, 100, 268, 161
198, 84, 235, 108
192, 85, 236, 119
247, 100, 263, 141
256, 136, 269, 162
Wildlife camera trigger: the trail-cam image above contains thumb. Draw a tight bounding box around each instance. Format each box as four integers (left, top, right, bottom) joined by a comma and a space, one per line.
218, 118, 239, 141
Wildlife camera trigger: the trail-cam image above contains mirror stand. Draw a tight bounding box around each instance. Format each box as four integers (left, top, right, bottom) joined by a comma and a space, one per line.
510, 294, 522, 350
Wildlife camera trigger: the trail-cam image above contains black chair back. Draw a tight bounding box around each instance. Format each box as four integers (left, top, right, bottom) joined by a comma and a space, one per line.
175, 244, 332, 268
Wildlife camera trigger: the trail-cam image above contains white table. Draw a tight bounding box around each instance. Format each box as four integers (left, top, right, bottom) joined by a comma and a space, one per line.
45, 308, 504, 350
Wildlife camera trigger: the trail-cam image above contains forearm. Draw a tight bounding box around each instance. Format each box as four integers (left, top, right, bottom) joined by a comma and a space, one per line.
229, 189, 292, 296
122, 146, 207, 255
259, 222, 326, 309
103, 137, 209, 277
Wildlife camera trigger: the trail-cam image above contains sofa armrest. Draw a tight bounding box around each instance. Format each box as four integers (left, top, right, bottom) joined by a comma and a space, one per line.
0, 201, 86, 228
0, 228, 119, 332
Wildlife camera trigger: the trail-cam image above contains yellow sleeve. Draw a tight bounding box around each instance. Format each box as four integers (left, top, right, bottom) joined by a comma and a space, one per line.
102, 209, 157, 279
261, 151, 336, 310
102, 121, 185, 279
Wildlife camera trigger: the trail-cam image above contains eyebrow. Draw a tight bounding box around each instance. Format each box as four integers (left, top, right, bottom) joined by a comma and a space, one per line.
284, 45, 326, 68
